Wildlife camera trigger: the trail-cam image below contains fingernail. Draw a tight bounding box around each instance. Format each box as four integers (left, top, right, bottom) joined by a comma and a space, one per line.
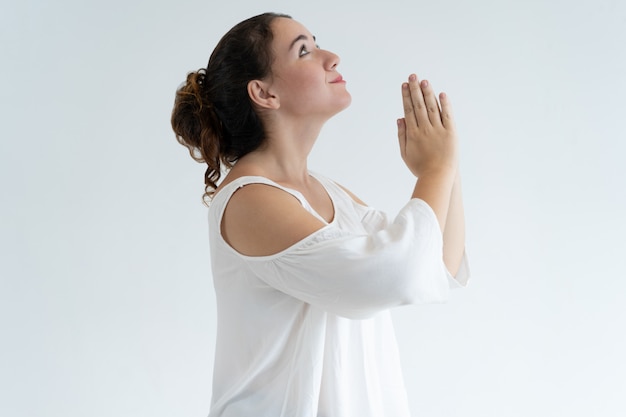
409, 74, 416, 81
402, 83, 408, 90
421, 80, 428, 88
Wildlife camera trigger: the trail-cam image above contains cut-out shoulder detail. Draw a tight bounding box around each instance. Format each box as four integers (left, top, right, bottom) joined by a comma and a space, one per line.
213, 173, 339, 225
213, 175, 306, 206
212, 174, 352, 257
219, 181, 329, 257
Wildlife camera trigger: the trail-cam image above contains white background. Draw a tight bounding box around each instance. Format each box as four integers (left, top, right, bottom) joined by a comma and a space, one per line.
2, 0, 625, 416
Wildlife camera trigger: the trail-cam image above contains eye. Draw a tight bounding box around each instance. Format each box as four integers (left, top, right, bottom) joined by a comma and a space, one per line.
298, 44, 310, 57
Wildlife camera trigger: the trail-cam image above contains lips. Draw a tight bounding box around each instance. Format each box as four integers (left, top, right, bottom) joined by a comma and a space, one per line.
330, 75, 345, 83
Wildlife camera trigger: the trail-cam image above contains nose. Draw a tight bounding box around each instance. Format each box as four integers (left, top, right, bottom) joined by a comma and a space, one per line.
324, 50, 340, 70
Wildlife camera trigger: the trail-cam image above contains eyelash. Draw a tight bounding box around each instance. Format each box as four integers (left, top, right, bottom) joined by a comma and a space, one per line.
299, 44, 320, 57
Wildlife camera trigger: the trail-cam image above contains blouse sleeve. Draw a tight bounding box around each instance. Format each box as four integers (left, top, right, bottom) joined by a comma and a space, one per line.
358, 203, 470, 291
244, 198, 469, 319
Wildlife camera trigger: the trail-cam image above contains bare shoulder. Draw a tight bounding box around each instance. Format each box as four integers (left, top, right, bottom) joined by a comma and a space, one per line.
334, 182, 368, 207
221, 183, 327, 257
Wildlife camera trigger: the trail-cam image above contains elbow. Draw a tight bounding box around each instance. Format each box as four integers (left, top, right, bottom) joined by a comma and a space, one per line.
402, 284, 449, 306
397, 261, 451, 305
324, 266, 451, 319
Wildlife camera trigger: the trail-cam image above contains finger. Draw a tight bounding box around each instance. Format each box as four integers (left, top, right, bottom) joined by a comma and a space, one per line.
396, 118, 407, 158
408, 74, 429, 126
401, 82, 418, 130
439, 92, 456, 130
420, 80, 443, 127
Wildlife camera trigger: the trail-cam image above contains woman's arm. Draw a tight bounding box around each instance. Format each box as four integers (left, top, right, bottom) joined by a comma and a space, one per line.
442, 172, 465, 276
397, 75, 458, 229
397, 74, 465, 276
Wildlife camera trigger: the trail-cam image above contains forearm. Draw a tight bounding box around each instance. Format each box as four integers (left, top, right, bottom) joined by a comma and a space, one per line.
442, 172, 465, 276
411, 169, 456, 231
397, 73, 464, 274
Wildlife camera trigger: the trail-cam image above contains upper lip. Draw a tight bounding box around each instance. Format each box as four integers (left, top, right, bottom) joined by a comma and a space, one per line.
330, 74, 344, 83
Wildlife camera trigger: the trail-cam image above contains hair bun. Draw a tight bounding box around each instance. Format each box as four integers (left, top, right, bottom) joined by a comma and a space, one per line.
182, 68, 209, 110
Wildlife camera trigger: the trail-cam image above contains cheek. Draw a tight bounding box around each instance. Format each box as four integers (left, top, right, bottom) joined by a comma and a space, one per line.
280, 73, 322, 102
288, 71, 320, 91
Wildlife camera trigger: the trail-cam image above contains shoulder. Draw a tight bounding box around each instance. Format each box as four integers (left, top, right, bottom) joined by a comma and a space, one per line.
221, 181, 327, 257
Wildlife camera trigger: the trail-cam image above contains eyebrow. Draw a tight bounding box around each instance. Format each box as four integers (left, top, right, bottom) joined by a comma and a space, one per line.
289, 34, 316, 51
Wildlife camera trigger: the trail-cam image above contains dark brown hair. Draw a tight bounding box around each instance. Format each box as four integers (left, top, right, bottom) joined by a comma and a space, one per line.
171, 12, 291, 203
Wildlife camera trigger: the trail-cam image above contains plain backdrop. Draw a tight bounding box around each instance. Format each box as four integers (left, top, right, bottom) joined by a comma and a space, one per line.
2, 0, 625, 416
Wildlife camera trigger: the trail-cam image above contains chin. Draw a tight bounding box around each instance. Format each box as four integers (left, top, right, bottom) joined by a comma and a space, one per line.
336, 92, 352, 113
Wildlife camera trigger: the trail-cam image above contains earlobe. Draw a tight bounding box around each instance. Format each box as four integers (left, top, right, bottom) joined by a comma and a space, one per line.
247, 80, 279, 110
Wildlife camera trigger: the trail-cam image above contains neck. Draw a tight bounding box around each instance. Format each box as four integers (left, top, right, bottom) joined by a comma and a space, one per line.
240, 115, 325, 185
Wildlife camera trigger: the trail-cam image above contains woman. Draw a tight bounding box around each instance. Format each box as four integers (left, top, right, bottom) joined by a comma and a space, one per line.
172, 12, 469, 417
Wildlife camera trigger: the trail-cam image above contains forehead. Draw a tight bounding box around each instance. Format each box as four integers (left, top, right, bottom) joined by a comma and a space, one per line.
270, 18, 314, 50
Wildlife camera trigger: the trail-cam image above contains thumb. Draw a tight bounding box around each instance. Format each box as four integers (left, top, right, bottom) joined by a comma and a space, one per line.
397, 118, 406, 157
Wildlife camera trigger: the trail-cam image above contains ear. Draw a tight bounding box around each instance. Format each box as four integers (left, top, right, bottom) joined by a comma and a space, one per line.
247, 79, 280, 110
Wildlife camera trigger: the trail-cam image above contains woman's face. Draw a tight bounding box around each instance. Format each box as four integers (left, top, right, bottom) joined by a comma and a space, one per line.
265, 17, 351, 120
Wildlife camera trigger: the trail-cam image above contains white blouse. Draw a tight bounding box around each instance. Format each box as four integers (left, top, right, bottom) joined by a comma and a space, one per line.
207, 173, 469, 417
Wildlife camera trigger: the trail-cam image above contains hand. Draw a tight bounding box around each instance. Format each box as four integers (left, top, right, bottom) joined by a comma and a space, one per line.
397, 74, 458, 178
